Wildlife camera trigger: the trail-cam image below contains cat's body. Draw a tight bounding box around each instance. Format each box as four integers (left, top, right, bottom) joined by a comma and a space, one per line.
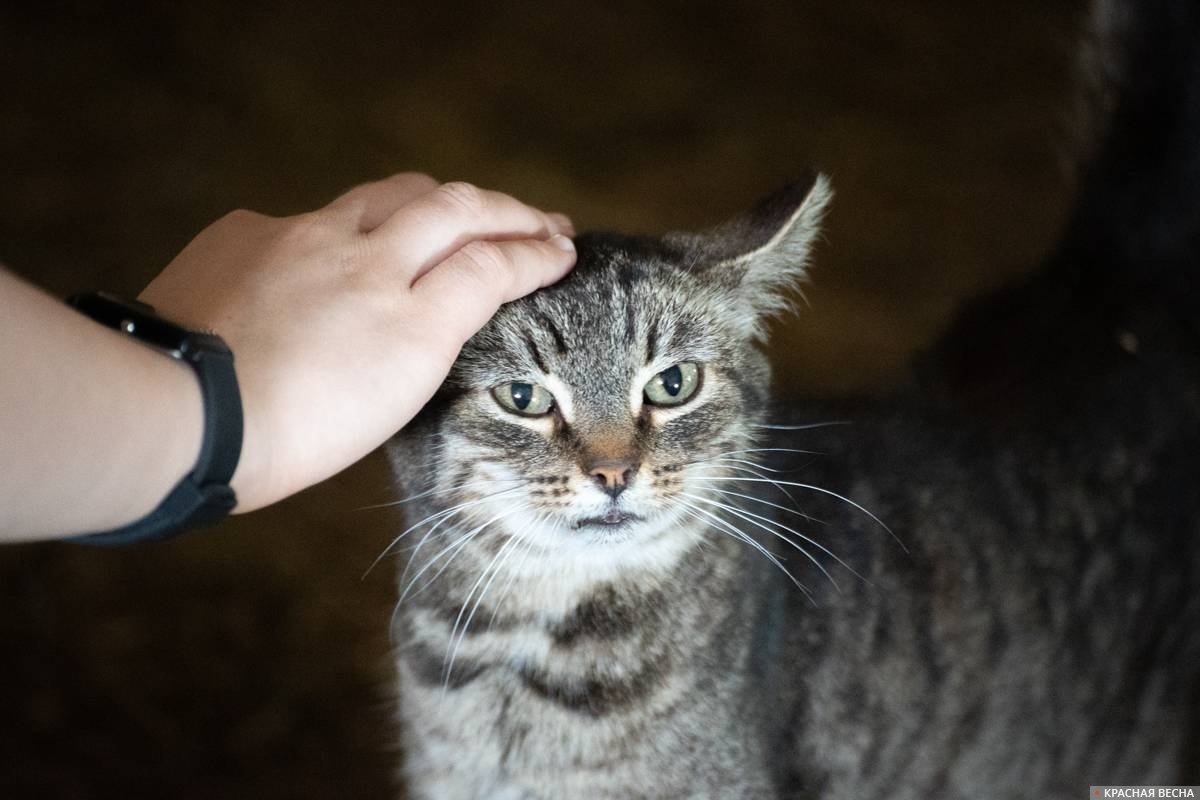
389, 270, 1200, 799
774, 363, 1200, 796
387, 1, 1200, 796
388, 221, 807, 798
392, 517, 775, 798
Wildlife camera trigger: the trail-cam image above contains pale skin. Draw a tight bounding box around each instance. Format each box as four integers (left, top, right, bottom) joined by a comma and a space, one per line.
0, 173, 576, 542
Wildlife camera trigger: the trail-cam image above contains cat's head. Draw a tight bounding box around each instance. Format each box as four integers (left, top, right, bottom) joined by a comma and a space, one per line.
390, 175, 831, 568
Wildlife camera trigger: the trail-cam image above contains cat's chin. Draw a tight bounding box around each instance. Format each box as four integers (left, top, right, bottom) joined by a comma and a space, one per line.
571, 509, 645, 544
491, 507, 701, 593
499, 504, 691, 556
572, 523, 640, 547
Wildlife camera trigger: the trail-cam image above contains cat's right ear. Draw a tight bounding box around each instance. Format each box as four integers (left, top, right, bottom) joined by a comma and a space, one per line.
667, 173, 832, 340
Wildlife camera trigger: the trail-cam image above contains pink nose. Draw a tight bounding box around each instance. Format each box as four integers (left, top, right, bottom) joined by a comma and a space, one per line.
585, 458, 639, 498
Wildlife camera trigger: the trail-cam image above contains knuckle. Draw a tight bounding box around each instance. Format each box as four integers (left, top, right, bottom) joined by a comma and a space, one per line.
218, 207, 266, 227
436, 181, 485, 216
336, 233, 376, 278
282, 210, 336, 246
392, 171, 437, 190
456, 240, 511, 290
290, 210, 325, 229
207, 208, 276, 246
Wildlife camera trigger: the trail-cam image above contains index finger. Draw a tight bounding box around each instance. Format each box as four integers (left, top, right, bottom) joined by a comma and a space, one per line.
410, 235, 577, 342
369, 181, 574, 281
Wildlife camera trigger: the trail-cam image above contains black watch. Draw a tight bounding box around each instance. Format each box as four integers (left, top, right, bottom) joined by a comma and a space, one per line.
67, 292, 243, 545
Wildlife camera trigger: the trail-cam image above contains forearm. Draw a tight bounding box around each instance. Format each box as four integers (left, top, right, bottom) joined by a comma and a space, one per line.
0, 269, 203, 541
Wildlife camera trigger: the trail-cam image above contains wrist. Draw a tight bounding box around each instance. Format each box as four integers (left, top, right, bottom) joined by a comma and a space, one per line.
118, 337, 206, 525
227, 395, 270, 513
66, 291, 242, 543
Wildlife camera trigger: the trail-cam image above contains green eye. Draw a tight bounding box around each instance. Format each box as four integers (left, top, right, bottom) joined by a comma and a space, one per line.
643, 362, 701, 407
491, 381, 555, 416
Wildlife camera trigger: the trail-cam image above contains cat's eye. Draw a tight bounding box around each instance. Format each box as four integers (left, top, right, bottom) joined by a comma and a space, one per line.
491, 381, 555, 416
643, 362, 701, 407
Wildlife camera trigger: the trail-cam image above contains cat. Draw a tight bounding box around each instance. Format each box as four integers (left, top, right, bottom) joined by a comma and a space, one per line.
385, 0, 1200, 796
387, 171, 845, 798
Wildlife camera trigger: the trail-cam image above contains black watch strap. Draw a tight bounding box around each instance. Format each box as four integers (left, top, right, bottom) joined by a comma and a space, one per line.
67, 292, 243, 545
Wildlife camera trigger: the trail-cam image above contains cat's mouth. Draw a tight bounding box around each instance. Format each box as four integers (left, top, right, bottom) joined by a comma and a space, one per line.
574, 509, 644, 529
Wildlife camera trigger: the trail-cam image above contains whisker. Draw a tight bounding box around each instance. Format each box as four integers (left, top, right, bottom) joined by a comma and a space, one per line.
674, 501, 814, 604
680, 492, 842, 592
704, 446, 825, 460
681, 491, 869, 589
689, 460, 811, 517
396, 514, 471, 592
388, 508, 522, 645
398, 507, 523, 604
686, 482, 826, 528
488, 517, 546, 632
697, 477, 906, 552
388, 517, 475, 643
396, 515, 494, 604
354, 479, 462, 511
702, 457, 795, 475
748, 421, 852, 431
685, 455, 791, 475
363, 486, 523, 579
353, 477, 524, 511
443, 521, 536, 688
442, 536, 518, 685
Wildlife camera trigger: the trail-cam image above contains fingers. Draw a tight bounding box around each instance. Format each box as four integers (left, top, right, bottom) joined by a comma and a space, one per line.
370, 181, 574, 281
322, 172, 440, 232
546, 212, 574, 234
411, 235, 576, 341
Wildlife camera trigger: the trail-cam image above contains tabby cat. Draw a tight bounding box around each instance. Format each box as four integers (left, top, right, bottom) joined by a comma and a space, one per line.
386, 0, 1200, 796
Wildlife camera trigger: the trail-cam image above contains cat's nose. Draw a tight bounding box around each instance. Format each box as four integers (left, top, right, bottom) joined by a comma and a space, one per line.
585, 458, 639, 498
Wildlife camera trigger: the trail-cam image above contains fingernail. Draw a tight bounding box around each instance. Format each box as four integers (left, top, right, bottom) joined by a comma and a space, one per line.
549, 233, 575, 252
549, 213, 575, 235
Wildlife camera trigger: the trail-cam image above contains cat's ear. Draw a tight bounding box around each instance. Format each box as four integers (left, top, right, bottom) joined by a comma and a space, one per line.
667, 173, 832, 339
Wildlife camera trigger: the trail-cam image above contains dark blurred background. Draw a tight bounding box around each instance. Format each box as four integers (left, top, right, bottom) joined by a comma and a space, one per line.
0, 2, 1086, 797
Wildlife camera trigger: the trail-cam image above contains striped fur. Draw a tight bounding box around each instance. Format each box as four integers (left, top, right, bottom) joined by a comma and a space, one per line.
384, 6, 1200, 787
387, 177, 828, 799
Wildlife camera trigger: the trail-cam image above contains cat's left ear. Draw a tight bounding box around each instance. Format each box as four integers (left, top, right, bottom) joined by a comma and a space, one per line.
667, 173, 832, 339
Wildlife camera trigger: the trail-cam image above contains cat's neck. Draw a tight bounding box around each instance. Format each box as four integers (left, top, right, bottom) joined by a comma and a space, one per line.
399, 508, 737, 629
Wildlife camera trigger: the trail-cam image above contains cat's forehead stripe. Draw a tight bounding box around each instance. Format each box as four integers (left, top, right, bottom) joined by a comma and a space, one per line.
645, 321, 659, 364
667, 316, 699, 355
534, 310, 569, 355
612, 257, 644, 348
521, 331, 549, 374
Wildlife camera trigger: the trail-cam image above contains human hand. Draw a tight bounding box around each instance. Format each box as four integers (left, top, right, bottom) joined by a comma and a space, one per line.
139, 173, 575, 513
